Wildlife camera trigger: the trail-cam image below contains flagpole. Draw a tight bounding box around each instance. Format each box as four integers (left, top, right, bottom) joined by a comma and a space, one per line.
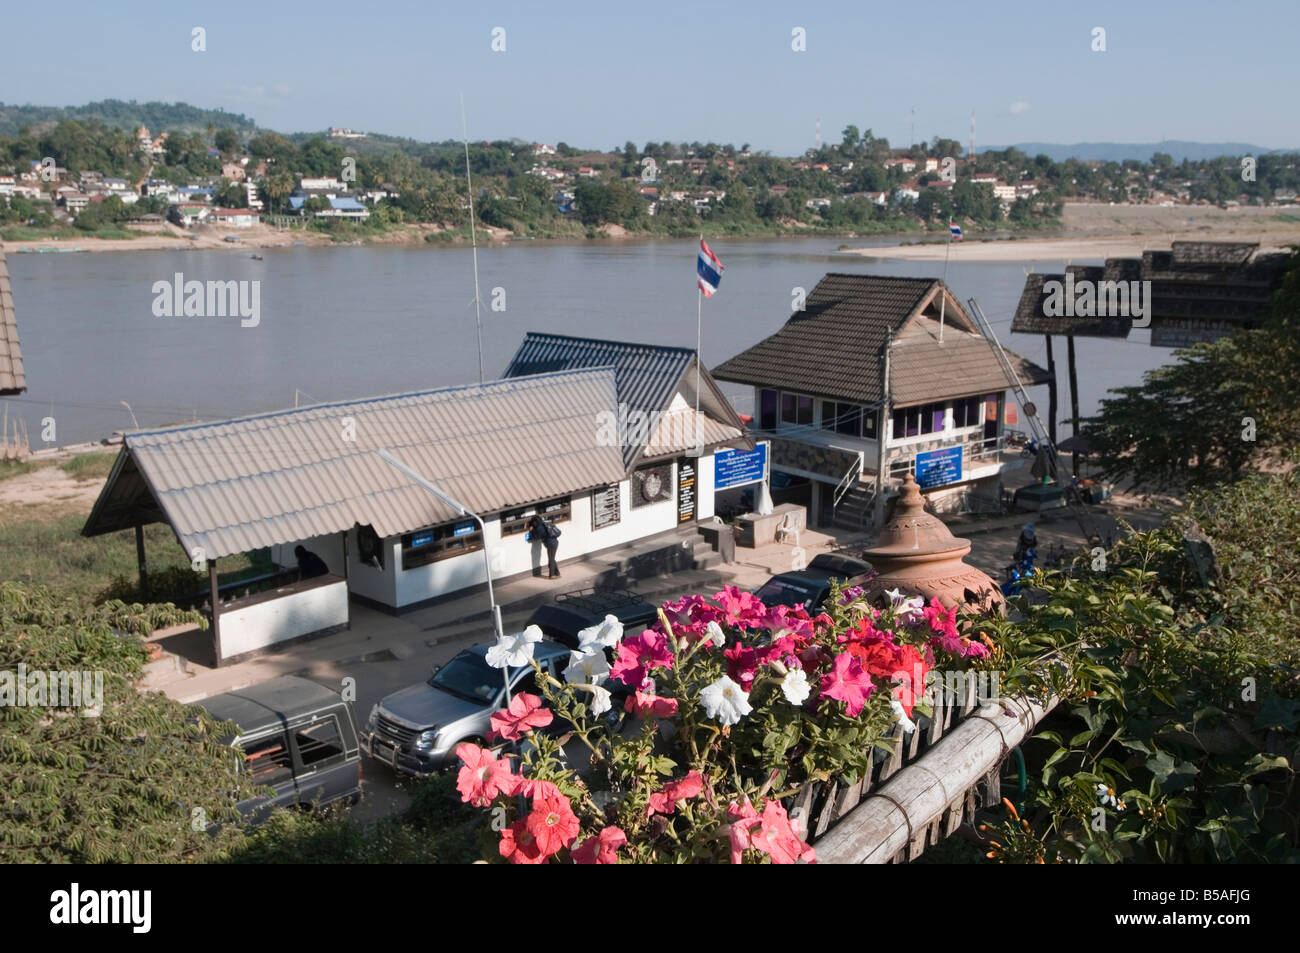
695, 234, 704, 453
939, 207, 954, 344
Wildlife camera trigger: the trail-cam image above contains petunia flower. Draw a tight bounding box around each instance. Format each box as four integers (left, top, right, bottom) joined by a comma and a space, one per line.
624, 689, 679, 719
819, 652, 875, 718
500, 819, 546, 864
705, 620, 728, 649
886, 588, 926, 624
488, 692, 553, 742
724, 642, 759, 691
889, 697, 917, 734
923, 597, 959, 638
514, 776, 563, 801
577, 614, 624, 652
700, 674, 753, 726
713, 585, 770, 631
609, 630, 675, 688
646, 770, 705, 817
589, 684, 612, 716
455, 743, 518, 806
566, 646, 611, 685
752, 800, 817, 864
485, 624, 543, 669
526, 790, 581, 857
780, 668, 811, 706
726, 797, 762, 863
571, 826, 627, 864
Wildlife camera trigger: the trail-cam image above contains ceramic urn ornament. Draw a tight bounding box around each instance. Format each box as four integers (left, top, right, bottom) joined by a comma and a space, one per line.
863, 474, 1004, 614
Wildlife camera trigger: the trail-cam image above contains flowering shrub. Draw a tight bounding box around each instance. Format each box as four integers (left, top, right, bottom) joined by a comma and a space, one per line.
455, 583, 993, 864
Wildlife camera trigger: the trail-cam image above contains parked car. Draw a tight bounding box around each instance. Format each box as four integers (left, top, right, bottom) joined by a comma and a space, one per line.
195, 676, 362, 823
362, 640, 573, 776
753, 553, 874, 612
526, 587, 658, 651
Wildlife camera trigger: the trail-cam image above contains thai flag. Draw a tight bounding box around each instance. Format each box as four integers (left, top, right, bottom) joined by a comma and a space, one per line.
949, 221, 963, 240
697, 239, 724, 297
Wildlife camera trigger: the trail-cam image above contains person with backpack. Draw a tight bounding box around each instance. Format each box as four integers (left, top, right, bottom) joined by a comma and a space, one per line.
528, 514, 562, 578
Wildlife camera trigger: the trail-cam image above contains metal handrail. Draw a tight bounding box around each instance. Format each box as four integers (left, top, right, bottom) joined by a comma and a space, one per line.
833, 453, 864, 508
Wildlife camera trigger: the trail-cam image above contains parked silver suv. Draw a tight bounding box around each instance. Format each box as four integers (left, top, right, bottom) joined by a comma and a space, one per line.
361, 640, 571, 775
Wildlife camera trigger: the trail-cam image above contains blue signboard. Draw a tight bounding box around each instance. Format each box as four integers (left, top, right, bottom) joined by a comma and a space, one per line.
410, 531, 434, 548
453, 521, 476, 537
915, 446, 963, 489
714, 442, 768, 490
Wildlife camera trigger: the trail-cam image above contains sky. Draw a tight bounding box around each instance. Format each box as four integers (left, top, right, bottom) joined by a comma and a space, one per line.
3, 0, 1297, 154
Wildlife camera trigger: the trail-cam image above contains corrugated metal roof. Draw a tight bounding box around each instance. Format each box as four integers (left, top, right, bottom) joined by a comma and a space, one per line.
0, 250, 25, 395
84, 368, 626, 560
503, 332, 743, 467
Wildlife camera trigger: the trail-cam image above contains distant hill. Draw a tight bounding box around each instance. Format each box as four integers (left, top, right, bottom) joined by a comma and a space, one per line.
981, 141, 1295, 163
0, 100, 259, 138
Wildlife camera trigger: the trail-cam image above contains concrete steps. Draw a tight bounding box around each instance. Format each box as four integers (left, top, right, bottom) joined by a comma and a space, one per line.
832, 483, 877, 532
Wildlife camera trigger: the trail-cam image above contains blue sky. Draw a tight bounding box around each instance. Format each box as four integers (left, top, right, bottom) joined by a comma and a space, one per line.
3, 0, 1296, 153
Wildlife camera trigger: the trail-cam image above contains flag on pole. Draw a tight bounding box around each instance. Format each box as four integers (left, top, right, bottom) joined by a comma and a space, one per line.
697, 239, 724, 297
949, 221, 963, 240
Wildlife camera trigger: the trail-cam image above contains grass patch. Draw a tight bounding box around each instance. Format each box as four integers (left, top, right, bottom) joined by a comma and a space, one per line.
0, 459, 40, 482
0, 512, 268, 604
59, 451, 118, 482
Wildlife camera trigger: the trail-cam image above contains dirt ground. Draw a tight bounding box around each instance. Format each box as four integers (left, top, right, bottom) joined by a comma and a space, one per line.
843, 203, 1300, 262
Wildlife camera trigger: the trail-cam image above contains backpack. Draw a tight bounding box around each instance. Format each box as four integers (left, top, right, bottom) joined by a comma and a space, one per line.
544, 518, 561, 540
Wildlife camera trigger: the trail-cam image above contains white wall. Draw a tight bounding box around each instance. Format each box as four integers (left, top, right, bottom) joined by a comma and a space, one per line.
219, 578, 349, 660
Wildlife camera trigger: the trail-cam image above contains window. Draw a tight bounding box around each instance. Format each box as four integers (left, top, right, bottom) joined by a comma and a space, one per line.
919, 401, 946, 435
241, 732, 294, 787
293, 716, 346, 769
821, 401, 863, 437
401, 518, 484, 570
500, 496, 572, 537
953, 396, 981, 428
892, 407, 919, 439
759, 389, 777, 430
356, 524, 384, 569
780, 392, 813, 428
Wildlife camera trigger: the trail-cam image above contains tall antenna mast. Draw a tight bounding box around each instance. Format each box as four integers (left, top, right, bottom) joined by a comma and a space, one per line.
910, 105, 915, 151
815, 116, 821, 151
460, 91, 485, 384
969, 109, 976, 160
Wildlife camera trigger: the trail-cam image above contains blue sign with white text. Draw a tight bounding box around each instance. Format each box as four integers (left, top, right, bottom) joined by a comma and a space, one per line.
915, 446, 963, 489
714, 442, 768, 490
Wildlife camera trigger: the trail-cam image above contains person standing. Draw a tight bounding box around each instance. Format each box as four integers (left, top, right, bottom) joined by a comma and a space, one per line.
528, 514, 561, 578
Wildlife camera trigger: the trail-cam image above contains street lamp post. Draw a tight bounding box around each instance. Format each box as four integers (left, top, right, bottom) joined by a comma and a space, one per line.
377, 449, 510, 706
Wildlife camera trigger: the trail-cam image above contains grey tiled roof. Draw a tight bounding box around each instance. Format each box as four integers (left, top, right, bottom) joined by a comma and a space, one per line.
0, 251, 25, 395
711, 273, 1047, 406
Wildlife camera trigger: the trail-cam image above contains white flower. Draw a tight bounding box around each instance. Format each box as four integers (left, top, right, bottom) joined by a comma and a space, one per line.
589, 685, 612, 716
1096, 783, 1120, 808
780, 668, 811, 706
889, 697, 917, 734
485, 624, 543, 669
566, 646, 611, 685
700, 675, 752, 726
577, 614, 624, 651
887, 588, 925, 624
705, 620, 727, 648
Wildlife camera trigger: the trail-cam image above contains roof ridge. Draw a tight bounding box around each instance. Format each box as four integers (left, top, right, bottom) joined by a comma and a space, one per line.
519, 330, 696, 355
123, 365, 617, 441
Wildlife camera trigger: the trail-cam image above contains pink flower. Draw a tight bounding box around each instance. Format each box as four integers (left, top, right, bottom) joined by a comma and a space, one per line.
571, 826, 627, 864
819, 651, 875, 717
713, 585, 769, 631
726, 797, 762, 863
724, 642, 759, 691
923, 597, 959, 638
660, 594, 725, 643
646, 770, 706, 817
526, 790, 581, 858
610, 631, 675, 688
764, 603, 813, 639
455, 743, 517, 807
488, 692, 553, 742
624, 689, 679, 719
752, 800, 817, 864
499, 819, 546, 864
962, 638, 990, 659
514, 776, 563, 801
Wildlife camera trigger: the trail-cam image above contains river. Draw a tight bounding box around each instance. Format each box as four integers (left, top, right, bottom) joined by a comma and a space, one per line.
4, 237, 1174, 446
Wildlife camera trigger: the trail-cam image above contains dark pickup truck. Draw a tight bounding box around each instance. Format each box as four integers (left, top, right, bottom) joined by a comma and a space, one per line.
197, 676, 362, 822
753, 553, 874, 612
526, 587, 660, 651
